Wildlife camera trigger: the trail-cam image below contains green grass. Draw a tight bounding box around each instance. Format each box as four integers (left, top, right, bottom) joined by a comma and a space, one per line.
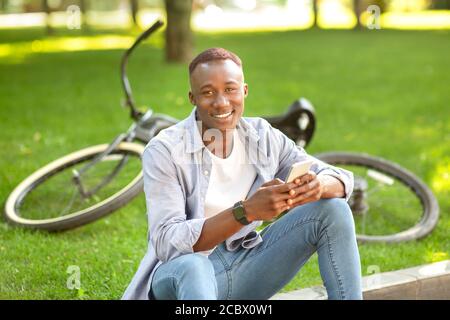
0, 27, 449, 299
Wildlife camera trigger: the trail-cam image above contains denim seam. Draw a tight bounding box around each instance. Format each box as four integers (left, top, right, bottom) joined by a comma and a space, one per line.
324, 229, 345, 299
213, 247, 233, 299
226, 269, 232, 300
214, 247, 232, 275
172, 275, 180, 299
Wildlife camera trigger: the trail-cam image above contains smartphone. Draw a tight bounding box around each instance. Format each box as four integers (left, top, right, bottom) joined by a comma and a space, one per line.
285, 159, 313, 183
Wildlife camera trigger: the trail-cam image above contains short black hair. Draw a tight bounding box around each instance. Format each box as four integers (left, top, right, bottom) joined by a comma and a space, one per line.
189, 47, 242, 76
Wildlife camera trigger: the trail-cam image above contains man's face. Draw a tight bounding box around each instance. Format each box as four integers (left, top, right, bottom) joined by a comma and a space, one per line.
189, 59, 248, 133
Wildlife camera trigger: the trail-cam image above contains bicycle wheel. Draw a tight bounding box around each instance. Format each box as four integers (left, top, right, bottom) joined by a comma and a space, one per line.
314, 152, 439, 243
4, 142, 145, 231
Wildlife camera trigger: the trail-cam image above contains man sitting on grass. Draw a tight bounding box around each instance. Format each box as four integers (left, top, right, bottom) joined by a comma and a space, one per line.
123, 47, 362, 300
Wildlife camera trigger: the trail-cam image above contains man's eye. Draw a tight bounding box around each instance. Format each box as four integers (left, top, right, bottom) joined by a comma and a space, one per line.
203, 91, 213, 96
225, 88, 236, 92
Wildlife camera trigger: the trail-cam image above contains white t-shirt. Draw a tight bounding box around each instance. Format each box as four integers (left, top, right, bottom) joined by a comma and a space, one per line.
201, 129, 257, 255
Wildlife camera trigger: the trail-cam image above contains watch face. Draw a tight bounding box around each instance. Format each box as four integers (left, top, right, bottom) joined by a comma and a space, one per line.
233, 202, 249, 225
235, 206, 245, 219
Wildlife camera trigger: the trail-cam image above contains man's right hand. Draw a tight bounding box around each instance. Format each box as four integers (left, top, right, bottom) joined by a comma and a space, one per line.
243, 178, 299, 222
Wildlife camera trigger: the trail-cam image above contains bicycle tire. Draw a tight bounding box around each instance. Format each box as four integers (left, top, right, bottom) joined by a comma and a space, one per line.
4, 142, 145, 231
314, 152, 439, 243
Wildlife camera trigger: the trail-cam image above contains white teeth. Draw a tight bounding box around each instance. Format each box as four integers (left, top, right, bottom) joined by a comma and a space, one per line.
212, 111, 233, 118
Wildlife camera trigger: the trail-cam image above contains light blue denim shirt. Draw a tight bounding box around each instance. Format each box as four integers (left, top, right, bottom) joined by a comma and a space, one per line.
122, 107, 354, 300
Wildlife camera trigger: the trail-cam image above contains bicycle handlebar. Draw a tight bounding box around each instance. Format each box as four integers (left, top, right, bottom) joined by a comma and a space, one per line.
121, 19, 164, 120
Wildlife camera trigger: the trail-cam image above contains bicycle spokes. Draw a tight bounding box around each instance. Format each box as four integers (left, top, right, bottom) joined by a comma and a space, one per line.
16, 151, 141, 220
72, 154, 131, 199
346, 166, 423, 237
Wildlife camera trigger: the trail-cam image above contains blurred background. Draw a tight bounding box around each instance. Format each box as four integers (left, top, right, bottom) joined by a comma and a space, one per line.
1, 0, 450, 62
1, 0, 450, 30
0, 0, 449, 299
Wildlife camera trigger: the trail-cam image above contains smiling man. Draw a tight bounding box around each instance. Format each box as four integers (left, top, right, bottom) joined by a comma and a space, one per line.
122, 48, 362, 300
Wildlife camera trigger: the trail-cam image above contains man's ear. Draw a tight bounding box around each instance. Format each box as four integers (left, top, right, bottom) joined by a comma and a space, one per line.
243, 83, 249, 98
188, 91, 195, 105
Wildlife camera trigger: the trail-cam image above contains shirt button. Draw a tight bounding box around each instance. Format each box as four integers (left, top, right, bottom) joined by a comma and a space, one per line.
204, 170, 209, 176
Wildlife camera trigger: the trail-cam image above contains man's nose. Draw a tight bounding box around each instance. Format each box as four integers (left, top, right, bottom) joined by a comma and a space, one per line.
213, 94, 230, 108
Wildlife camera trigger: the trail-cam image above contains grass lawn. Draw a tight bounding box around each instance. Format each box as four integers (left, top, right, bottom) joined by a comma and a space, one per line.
0, 26, 449, 299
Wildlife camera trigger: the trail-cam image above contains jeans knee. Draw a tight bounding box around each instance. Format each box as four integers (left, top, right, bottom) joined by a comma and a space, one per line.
153, 253, 217, 300
177, 253, 215, 279
319, 198, 355, 233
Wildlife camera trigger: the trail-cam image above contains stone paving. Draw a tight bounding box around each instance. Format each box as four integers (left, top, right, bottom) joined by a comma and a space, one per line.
271, 260, 450, 300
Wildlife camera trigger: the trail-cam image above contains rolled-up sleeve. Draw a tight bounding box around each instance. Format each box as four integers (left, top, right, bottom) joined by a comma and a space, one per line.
312, 160, 354, 202
142, 144, 206, 263
271, 126, 354, 202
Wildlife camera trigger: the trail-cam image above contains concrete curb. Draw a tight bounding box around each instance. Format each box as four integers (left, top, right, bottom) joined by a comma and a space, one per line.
271, 260, 450, 300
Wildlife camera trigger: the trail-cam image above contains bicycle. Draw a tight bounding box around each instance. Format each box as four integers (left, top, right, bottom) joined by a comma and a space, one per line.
4, 19, 439, 243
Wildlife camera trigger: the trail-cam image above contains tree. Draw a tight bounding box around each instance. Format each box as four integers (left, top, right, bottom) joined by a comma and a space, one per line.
353, 0, 364, 29
429, 0, 450, 9
130, 0, 139, 26
42, 0, 53, 35
312, 0, 319, 28
79, 0, 87, 30
1, 0, 8, 12
164, 0, 193, 63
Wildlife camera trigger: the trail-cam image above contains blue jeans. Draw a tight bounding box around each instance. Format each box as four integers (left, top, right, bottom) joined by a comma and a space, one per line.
150, 198, 363, 300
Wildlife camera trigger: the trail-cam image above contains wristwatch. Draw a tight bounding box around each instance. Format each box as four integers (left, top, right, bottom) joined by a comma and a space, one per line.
232, 201, 251, 225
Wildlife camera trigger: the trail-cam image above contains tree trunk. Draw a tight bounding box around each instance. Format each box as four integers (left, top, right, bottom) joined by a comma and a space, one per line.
42, 0, 53, 35
164, 0, 193, 63
130, 0, 139, 26
1, 0, 8, 12
312, 0, 319, 28
353, 0, 363, 29
79, 0, 87, 30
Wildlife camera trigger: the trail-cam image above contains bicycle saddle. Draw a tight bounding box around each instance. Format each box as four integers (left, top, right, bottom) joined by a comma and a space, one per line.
264, 97, 316, 148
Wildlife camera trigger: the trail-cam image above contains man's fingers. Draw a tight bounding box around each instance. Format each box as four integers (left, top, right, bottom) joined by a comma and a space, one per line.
292, 185, 320, 204
270, 181, 297, 193
293, 179, 320, 195
261, 178, 284, 187
298, 171, 316, 185
274, 200, 290, 210
274, 192, 295, 201
276, 203, 291, 213
271, 178, 320, 203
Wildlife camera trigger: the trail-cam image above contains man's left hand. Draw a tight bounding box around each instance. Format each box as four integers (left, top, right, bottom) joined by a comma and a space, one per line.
286, 171, 326, 207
